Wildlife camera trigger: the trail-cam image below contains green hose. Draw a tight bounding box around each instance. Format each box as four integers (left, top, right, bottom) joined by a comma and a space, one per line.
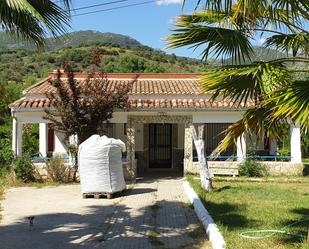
240, 218, 309, 240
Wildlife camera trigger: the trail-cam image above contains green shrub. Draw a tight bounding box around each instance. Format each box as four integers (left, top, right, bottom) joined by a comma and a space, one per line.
277, 149, 290, 161
22, 124, 39, 155
0, 166, 8, 177
46, 157, 71, 183
0, 139, 14, 171
239, 160, 267, 177
14, 155, 35, 182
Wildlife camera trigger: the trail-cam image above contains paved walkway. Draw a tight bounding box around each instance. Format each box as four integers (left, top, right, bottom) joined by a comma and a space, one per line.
0, 178, 209, 249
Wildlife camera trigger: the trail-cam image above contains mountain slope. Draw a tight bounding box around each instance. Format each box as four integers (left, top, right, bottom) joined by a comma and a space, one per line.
1, 30, 304, 86
0, 43, 207, 84
0, 30, 142, 50
46, 31, 142, 50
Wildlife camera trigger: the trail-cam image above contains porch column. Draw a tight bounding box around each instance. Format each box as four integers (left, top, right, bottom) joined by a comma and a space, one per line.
184, 123, 193, 173
290, 124, 302, 163
39, 123, 48, 157
126, 118, 136, 179
237, 133, 246, 162
12, 117, 22, 156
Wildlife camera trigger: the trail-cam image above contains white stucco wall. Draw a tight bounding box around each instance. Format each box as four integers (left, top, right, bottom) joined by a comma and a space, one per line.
54, 131, 67, 155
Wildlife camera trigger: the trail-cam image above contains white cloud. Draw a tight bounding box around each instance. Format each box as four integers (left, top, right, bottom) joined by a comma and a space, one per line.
156, 0, 182, 5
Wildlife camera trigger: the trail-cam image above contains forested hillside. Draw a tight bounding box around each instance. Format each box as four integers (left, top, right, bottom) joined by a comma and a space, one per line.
0, 30, 142, 50
2, 30, 305, 86
0, 35, 209, 85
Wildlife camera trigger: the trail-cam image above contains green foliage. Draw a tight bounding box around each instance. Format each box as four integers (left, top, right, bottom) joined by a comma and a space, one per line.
278, 148, 290, 157
44, 67, 132, 144
265, 33, 309, 57
116, 56, 146, 73
46, 157, 71, 183
0, 1, 70, 47
68, 144, 77, 166
0, 32, 208, 87
168, 0, 309, 155
1, 83, 23, 116
200, 62, 290, 104
239, 160, 267, 177
13, 155, 35, 182
0, 84, 6, 118
167, 11, 254, 63
0, 139, 14, 172
22, 124, 39, 155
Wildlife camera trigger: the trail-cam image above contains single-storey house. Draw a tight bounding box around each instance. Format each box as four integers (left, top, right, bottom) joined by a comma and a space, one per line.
10, 72, 303, 179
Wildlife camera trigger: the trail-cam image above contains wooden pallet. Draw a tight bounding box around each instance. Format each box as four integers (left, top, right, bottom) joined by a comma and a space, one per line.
83, 190, 125, 199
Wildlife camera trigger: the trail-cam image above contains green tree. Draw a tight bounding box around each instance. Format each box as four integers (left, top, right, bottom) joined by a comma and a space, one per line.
117, 56, 146, 72
44, 66, 134, 180
0, 84, 7, 119
167, 0, 309, 153
144, 62, 166, 73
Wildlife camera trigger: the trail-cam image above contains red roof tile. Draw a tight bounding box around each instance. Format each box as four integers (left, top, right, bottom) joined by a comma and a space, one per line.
10, 73, 255, 110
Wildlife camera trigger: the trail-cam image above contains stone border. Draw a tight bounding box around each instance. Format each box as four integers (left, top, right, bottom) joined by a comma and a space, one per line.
183, 181, 226, 249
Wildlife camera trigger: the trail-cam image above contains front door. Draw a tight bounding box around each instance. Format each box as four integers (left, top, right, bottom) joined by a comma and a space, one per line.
149, 124, 172, 168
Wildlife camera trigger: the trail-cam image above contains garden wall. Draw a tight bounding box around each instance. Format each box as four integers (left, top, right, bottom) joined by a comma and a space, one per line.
188, 161, 304, 176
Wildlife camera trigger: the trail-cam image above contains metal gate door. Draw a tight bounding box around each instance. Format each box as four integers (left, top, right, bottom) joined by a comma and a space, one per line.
149, 124, 172, 168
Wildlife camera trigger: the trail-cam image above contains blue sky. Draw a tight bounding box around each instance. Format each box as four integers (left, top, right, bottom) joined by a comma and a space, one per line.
67, 0, 204, 58
66, 0, 300, 59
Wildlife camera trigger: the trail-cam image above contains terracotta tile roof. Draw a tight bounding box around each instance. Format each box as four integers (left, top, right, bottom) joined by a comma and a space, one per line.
25, 75, 201, 96
10, 73, 254, 110
10, 97, 253, 110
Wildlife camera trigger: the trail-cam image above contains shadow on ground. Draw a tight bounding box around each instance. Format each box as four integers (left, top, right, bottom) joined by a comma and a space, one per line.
0, 195, 207, 249
125, 187, 156, 196
208, 202, 258, 229
303, 164, 309, 176
277, 208, 309, 243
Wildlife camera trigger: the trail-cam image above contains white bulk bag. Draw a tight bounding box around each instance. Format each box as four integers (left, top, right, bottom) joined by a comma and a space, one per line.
78, 135, 126, 194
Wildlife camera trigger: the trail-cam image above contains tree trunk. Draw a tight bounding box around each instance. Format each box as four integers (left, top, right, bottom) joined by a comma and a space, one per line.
191, 125, 213, 191
69, 134, 80, 182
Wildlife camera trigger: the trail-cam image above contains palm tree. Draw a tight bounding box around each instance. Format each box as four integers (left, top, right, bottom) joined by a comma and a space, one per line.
0, 0, 71, 47
167, 0, 309, 154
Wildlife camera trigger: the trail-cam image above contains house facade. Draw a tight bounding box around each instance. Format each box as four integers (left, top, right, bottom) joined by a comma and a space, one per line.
10, 73, 303, 179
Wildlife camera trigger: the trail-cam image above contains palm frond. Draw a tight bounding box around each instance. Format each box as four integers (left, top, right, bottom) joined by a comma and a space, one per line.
183, 0, 233, 12
167, 17, 253, 63
265, 33, 309, 56
176, 9, 233, 25
188, 0, 309, 26
200, 62, 291, 105
268, 0, 309, 24
214, 106, 287, 154
0, 0, 70, 47
270, 79, 309, 126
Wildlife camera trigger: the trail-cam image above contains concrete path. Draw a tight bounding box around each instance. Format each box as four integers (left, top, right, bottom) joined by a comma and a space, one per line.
0, 178, 209, 249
